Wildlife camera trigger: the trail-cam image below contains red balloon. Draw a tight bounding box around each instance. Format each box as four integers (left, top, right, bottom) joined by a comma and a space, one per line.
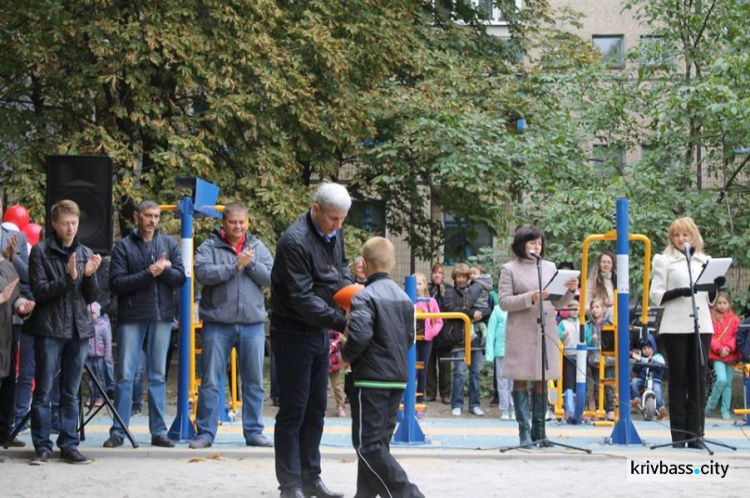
22, 223, 43, 246
4, 205, 30, 230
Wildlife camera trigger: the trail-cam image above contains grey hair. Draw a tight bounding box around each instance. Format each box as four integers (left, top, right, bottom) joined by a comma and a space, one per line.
135, 200, 160, 213
314, 182, 351, 212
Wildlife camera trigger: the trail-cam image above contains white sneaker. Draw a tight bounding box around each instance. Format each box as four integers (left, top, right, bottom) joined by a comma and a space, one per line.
545, 408, 555, 421
471, 406, 484, 417
510, 410, 516, 420
451, 407, 462, 417
500, 411, 510, 421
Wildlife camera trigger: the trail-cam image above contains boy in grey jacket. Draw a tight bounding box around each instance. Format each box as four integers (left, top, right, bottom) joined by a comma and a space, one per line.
189, 203, 274, 449
343, 237, 424, 498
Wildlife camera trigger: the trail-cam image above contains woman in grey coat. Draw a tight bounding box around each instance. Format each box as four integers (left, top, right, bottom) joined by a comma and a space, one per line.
498, 227, 577, 446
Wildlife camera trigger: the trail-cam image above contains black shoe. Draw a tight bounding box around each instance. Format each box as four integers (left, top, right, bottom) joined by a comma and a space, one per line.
60, 448, 91, 464
131, 405, 142, 416
29, 449, 51, 466
151, 434, 176, 448
672, 441, 686, 448
424, 395, 436, 402
1, 435, 26, 448
280, 488, 305, 498
489, 396, 500, 407
302, 480, 344, 498
103, 434, 124, 448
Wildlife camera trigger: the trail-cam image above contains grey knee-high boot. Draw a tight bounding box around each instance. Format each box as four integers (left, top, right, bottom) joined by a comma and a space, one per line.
532, 392, 552, 447
512, 390, 532, 446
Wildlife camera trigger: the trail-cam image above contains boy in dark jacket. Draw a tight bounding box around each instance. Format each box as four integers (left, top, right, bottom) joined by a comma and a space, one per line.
343, 237, 424, 498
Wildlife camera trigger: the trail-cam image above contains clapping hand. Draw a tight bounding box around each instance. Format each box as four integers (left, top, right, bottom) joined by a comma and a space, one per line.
2, 235, 18, 261
236, 248, 253, 270
0, 278, 19, 304
17, 300, 35, 316
149, 253, 172, 277
67, 253, 78, 280
84, 253, 102, 277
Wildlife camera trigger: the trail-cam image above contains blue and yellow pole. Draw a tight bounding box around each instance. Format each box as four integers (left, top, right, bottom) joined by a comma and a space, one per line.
168, 196, 198, 441
393, 275, 426, 445
610, 199, 642, 444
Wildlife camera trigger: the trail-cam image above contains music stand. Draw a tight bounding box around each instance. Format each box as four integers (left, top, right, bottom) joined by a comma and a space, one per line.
3, 363, 139, 449
501, 257, 590, 454
649, 252, 736, 455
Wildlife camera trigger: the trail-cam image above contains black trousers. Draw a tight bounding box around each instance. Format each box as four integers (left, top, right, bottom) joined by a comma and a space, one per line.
272, 327, 329, 491
0, 325, 21, 437
346, 378, 424, 498
661, 333, 711, 443
426, 346, 452, 399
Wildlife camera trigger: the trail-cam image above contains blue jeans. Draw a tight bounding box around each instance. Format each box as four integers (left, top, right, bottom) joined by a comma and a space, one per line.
131, 348, 147, 409
14, 330, 36, 422
111, 321, 172, 438
451, 348, 483, 410
631, 377, 664, 410
194, 322, 266, 443
30, 335, 88, 453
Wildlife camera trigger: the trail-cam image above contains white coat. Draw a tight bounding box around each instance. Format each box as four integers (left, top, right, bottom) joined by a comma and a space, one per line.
649, 250, 715, 335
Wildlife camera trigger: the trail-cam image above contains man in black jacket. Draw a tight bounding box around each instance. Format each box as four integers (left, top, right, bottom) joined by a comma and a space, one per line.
103, 200, 185, 449
27, 200, 101, 465
342, 237, 423, 498
270, 182, 351, 498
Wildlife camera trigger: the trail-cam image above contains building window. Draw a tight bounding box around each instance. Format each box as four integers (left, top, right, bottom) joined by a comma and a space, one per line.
436, 0, 523, 25
443, 213, 493, 266
592, 35, 624, 66
348, 200, 386, 234
591, 144, 625, 175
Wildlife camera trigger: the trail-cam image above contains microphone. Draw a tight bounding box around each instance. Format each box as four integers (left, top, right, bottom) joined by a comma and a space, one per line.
683, 242, 691, 259
528, 251, 541, 261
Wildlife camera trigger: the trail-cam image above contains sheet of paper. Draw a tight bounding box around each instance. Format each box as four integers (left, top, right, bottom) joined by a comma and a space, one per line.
695, 257, 732, 286
543, 269, 580, 297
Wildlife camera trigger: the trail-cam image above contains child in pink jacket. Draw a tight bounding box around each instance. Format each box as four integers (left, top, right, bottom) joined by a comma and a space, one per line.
415, 273, 443, 407
706, 291, 740, 420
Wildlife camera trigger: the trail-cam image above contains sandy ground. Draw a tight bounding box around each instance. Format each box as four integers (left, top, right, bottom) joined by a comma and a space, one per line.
2, 449, 748, 498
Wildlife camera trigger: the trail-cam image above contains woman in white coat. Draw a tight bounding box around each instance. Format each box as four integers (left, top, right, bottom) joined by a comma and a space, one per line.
649, 217, 721, 449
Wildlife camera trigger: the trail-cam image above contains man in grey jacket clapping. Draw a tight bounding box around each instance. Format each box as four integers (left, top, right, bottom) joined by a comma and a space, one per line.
189, 203, 274, 449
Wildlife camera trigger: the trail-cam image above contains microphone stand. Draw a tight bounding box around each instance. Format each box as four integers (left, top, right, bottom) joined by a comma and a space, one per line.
649, 247, 735, 455
501, 255, 591, 454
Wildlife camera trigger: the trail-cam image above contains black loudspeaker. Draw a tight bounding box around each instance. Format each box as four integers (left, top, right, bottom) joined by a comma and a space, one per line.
46, 155, 113, 255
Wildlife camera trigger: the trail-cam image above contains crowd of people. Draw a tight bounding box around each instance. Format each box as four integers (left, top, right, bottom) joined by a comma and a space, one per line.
0, 180, 747, 495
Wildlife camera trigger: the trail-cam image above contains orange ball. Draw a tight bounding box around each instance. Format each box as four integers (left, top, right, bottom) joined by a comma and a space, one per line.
333, 284, 365, 311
